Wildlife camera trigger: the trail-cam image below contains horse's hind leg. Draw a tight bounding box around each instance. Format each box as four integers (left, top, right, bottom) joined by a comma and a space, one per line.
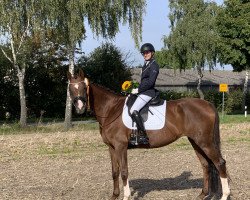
202, 146, 230, 200
188, 138, 210, 199
189, 137, 230, 200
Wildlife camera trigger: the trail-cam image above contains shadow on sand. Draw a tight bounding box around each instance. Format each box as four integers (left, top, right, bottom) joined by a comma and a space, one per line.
130, 171, 203, 200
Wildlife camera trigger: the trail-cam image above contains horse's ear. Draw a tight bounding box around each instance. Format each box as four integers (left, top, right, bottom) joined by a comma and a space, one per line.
84, 78, 89, 86
67, 71, 72, 80
79, 69, 85, 78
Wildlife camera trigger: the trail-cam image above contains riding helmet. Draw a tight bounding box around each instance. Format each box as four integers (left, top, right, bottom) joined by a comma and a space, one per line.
140, 43, 155, 53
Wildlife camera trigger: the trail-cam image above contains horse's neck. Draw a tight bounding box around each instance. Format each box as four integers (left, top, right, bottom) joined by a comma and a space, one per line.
90, 84, 116, 106
90, 84, 124, 125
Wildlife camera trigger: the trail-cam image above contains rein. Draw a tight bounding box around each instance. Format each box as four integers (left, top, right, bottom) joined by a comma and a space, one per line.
97, 109, 123, 128
68, 80, 85, 85
94, 99, 124, 127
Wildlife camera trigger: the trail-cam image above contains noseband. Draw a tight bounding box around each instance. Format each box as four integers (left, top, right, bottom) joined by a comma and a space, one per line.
73, 96, 86, 105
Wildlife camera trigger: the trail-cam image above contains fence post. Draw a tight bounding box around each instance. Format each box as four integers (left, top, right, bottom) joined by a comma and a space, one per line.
219, 83, 228, 118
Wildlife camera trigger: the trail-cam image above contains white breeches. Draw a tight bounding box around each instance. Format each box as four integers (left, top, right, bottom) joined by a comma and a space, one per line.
130, 94, 152, 113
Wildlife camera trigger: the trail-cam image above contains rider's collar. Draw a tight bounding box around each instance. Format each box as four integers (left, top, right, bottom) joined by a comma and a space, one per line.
145, 59, 154, 65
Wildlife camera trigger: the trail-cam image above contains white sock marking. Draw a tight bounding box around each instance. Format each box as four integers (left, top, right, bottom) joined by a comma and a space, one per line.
220, 177, 230, 200
123, 179, 131, 200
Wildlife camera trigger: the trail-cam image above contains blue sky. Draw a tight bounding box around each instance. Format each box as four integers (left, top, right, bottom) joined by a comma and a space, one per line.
82, 0, 229, 69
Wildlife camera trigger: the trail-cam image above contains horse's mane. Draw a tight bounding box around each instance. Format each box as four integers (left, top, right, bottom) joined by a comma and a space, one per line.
72, 69, 124, 97
91, 82, 124, 97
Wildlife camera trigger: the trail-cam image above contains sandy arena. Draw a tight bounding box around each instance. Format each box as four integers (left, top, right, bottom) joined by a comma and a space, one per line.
0, 123, 249, 200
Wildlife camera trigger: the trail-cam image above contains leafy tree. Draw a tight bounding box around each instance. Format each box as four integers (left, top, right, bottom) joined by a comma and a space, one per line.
216, 0, 250, 72
216, 0, 250, 109
164, 0, 220, 99
0, 46, 19, 119
78, 43, 131, 93
25, 64, 68, 119
154, 50, 171, 68
0, 1, 44, 126
0, 40, 72, 120
0, 0, 146, 128
40, 0, 146, 129
24, 41, 68, 119
0, 1, 70, 124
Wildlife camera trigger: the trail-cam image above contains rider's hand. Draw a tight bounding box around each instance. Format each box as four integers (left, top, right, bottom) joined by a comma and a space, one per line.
131, 88, 138, 94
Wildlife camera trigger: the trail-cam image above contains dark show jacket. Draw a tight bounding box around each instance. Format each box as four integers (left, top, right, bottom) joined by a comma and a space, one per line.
138, 59, 159, 97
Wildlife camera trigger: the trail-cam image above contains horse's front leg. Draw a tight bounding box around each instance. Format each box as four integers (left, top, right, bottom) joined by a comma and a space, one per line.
109, 146, 120, 200
109, 145, 131, 200
120, 146, 130, 200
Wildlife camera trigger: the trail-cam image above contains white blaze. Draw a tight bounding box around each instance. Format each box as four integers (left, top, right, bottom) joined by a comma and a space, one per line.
74, 84, 79, 89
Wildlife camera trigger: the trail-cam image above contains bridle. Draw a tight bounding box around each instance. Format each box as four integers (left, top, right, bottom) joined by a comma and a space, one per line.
68, 78, 90, 111
69, 78, 123, 127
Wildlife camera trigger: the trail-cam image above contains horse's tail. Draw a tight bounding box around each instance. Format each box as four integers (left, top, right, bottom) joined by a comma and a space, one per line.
213, 106, 221, 151
208, 105, 221, 194
208, 162, 220, 195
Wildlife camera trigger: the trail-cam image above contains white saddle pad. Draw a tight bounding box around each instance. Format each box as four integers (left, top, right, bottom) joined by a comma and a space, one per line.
122, 97, 166, 130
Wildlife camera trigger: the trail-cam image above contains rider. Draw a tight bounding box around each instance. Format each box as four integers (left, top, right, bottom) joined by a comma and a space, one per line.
130, 43, 159, 144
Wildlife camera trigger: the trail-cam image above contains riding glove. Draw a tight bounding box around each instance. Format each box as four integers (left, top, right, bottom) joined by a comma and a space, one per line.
131, 88, 138, 94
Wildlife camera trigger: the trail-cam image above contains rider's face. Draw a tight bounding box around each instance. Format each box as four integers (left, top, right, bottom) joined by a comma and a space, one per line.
142, 51, 153, 61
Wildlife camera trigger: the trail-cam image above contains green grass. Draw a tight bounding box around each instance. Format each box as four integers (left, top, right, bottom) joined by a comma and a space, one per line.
226, 136, 250, 144
0, 121, 99, 135
0, 114, 249, 135
37, 138, 107, 156
219, 114, 250, 124
37, 138, 84, 155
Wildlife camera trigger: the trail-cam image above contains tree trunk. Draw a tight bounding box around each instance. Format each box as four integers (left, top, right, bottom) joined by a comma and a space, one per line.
64, 49, 75, 130
242, 70, 249, 111
197, 67, 204, 99
17, 66, 27, 127
1, 23, 29, 127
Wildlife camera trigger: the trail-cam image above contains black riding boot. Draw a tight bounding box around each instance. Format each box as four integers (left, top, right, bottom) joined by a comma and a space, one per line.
131, 111, 149, 145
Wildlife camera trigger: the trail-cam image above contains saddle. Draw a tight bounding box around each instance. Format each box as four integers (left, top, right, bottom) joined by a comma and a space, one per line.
126, 90, 164, 122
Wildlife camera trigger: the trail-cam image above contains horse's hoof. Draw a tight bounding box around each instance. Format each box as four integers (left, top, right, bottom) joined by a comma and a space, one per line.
196, 193, 213, 200
195, 192, 205, 199
110, 192, 121, 200
220, 195, 230, 200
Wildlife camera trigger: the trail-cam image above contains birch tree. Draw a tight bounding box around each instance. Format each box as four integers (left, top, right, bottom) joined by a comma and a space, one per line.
0, 1, 42, 127
41, 0, 146, 129
164, 0, 220, 99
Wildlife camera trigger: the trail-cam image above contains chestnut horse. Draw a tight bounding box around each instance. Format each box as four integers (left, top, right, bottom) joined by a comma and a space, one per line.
67, 69, 230, 200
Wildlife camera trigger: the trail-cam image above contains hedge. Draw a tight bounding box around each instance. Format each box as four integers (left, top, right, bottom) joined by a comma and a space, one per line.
160, 89, 250, 114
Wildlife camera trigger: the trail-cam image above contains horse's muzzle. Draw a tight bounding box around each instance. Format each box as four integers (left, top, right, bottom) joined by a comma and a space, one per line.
73, 96, 87, 114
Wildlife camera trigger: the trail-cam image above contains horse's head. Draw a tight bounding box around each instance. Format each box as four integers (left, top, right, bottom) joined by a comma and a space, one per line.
67, 69, 89, 114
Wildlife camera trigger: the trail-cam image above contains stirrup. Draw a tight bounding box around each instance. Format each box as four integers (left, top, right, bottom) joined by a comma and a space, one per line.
129, 130, 139, 146
129, 130, 149, 146
137, 131, 149, 145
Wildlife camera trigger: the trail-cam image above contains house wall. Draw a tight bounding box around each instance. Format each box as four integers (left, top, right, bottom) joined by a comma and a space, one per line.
131, 69, 249, 92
